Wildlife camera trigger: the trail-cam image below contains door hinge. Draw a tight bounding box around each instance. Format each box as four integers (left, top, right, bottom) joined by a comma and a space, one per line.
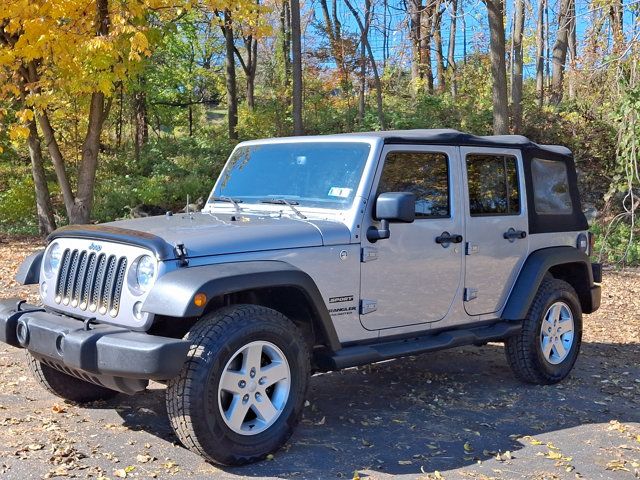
360, 299, 377, 315
361, 246, 378, 263
464, 288, 478, 302
465, 242, 479, 255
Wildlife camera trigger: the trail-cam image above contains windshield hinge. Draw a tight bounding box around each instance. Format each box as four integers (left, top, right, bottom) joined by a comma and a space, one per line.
174, 243, 189, 267
361, 246, 378, 263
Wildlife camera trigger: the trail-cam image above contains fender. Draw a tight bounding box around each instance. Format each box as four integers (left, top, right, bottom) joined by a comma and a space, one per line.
143, 260, 341, 351
15, 250, 44, 285
502, 247, 600, 320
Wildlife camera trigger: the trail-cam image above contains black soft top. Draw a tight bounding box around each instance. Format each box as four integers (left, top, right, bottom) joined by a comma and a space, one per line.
339, 129, 572, 159
345, 129, 586, 234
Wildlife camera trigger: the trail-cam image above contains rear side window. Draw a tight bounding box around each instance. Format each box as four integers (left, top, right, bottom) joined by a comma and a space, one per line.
531, 158, 573, 214
466, 154, 520, 216
378, 151, 450, 218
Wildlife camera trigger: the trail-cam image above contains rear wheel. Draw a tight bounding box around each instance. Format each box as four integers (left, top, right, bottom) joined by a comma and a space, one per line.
27, 353, 118, 403
166, 305, 310, 466
505, 278, 583, 385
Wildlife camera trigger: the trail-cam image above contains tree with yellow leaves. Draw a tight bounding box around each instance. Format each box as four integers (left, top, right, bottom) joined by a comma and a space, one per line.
0, 0, 265, 228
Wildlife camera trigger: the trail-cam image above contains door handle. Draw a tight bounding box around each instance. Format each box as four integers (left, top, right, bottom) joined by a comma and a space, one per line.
435, 231, 463, 245
503, 228, 527, 241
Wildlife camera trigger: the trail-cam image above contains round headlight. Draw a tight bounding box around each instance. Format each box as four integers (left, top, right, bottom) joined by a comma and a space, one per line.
44, 243, 63, 277
129, 255, 156, 294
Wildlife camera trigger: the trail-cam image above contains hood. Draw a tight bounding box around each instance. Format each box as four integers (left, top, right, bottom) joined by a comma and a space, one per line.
48, 212, 351, 260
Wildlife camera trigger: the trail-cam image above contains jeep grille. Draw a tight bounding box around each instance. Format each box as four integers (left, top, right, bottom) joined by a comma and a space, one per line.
54, 248, 128, 318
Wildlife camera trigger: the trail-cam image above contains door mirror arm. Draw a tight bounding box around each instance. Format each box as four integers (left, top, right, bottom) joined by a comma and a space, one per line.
366, 219, 390, 242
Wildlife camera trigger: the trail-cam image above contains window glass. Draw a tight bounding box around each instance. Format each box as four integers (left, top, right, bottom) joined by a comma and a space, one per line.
531, 158, 573, 214
466, 154, 520, 216
212, 142, 370, 210
378, 151, 449, 218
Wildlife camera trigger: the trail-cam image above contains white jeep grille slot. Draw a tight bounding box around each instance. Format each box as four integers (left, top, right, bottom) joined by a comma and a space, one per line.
54, 248, 128, 318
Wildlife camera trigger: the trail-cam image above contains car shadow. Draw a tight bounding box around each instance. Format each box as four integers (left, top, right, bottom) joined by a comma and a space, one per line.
104, 341, 640, 478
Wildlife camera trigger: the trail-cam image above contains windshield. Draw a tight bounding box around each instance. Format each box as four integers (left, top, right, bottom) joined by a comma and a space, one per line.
211, 142, 371, 210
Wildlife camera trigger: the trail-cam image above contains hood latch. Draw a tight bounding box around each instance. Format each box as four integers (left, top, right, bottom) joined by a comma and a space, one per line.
174, 243, 189, 267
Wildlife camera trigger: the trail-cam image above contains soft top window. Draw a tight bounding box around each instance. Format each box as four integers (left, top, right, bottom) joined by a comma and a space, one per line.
531, 158, 573, 214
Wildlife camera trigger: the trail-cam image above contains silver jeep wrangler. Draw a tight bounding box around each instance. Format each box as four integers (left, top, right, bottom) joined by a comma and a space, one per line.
0, 129, 601, 465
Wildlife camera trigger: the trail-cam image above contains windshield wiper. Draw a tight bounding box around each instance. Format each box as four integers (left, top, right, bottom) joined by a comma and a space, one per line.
261, 198, 307, 219
210, 196, 243, 214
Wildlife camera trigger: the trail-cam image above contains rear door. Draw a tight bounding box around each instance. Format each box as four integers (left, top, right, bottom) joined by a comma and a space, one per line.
461, 147, 529, 316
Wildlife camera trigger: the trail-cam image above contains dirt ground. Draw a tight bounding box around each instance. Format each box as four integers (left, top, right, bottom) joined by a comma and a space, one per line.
0, 236, 638, 480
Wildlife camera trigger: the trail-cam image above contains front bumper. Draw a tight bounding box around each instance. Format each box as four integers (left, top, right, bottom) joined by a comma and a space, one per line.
0, 299, 189, 394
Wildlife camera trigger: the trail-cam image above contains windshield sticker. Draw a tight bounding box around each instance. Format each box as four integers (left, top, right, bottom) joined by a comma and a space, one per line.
328, 187, 352, 198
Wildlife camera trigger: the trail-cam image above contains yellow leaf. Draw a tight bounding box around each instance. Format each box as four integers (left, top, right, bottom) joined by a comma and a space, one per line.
9, 124, 29, 142
463, 442, 473, 453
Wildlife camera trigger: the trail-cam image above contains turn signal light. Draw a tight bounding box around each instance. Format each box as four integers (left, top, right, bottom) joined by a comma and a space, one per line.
194, 293, 207, 307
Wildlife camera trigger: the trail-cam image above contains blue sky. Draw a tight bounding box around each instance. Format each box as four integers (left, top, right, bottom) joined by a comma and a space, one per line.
306, 0, 639, 77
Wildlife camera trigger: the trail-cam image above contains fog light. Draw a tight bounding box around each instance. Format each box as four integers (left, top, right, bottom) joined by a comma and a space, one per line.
133, 301, 144, 320
194, 293, 207, 308
40, 281, 48, 299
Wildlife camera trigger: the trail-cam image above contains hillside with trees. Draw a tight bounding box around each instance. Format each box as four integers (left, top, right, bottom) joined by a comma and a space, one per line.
0, 0, 638, 263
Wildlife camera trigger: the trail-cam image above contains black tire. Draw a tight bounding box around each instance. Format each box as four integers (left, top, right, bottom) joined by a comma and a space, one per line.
166, 305, 310, 466
26, 353, 119, 403
505, 277, 583, 385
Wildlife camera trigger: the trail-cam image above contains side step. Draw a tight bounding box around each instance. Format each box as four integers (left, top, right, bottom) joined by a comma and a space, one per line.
317, 321, 522, 371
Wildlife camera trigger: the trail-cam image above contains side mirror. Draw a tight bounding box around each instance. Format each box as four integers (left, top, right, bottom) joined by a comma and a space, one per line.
367, 192, 416, 242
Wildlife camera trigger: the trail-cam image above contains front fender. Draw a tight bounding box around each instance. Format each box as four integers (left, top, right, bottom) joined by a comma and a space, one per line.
15, 250, 44, 285
143, 260, 340, 350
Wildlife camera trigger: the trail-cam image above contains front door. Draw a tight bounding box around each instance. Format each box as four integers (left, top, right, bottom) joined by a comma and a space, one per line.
461, 147, 530, 316
359, 145, 464, 331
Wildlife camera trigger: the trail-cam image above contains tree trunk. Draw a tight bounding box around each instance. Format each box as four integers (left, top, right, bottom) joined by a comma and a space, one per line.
448, 0, 458, 98
72, 92, 110, 224
27, 119, 56, 234
567, 0, 577, 99
116, 82, 123, 149
433, 1, 446, 93
247, 36, 257, 109
511, 0, 525, 132
358, 39, 366, 123
420, 1, 434, 94
408, 0, 422, 93
280, 0, 291, 90
319, 0, 350, 95
550, 0, 570, 105
485, 0, 509, 134
223, 10, 238, 139
290, 0, 304, 134
68, 0, 111, 225
610, 0, 624, 54
344, 0, 386, 129
536, 0, 545, 106
133, 82, 148, 161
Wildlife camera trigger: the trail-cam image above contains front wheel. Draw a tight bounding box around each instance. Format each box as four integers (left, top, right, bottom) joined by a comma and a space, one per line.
505, 278, 583, 385
166, 305, 310, 466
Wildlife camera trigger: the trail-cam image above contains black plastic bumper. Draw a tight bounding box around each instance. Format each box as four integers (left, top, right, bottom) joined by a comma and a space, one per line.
0, 299, 189, 394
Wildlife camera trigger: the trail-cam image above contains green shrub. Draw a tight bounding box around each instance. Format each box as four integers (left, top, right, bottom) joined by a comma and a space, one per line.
591, 220, 640, 266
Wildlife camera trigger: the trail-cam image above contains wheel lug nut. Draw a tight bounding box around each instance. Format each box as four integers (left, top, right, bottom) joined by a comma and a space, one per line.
250, 368, 256, 378
238, 380, 246, 388
255, 392, 262, 401
243, 394, 249, 403
259, 377, 266, 385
